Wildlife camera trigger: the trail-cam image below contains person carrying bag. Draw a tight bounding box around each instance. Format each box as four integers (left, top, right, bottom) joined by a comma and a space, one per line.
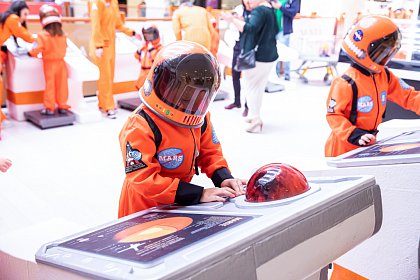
235, 20, 270, 71
221, 0, 278, 133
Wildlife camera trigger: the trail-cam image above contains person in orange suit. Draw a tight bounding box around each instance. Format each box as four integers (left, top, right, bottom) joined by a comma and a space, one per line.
118, 41, 245, 218
209, 14, 220, 57
134, 24, 163, 90
88, 0, 135, 119
28, 5, 70, 115
325, 15, 420, 157
172, 0, 216, 53
0, 0, 34, 137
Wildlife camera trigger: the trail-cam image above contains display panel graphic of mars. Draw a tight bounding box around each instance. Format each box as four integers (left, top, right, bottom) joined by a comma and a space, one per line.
59, 212, 253, 263
346, 141, 420, 159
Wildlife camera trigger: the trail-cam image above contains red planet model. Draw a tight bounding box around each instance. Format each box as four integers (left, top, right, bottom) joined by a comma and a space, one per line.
246, 163, 310, 203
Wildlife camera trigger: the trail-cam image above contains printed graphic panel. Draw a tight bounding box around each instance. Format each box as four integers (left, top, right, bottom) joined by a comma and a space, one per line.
58, 212, 254, 263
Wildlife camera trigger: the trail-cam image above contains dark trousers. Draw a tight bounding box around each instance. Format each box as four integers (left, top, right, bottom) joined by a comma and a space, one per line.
232, 41, 242, 106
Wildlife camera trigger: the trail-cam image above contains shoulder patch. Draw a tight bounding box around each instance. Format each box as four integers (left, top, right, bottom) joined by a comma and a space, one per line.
357, 96, 374, 113
327, 98, 336, 113
125, 142, 147, 173
211, 126, 219, 144
398, 78, 411, 90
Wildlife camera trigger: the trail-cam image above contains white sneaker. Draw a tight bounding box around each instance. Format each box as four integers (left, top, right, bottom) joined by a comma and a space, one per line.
106, 110, 117, 119
1, 119, 13, 129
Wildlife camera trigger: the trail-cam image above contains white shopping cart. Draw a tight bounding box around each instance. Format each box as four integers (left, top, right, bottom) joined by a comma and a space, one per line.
290, 16, 344, 85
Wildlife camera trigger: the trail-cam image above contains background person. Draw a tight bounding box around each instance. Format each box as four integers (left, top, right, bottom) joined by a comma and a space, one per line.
88, 0, 135, 119
138, 0, 146, 17
208, 10, 220, 58
272, 0, 299, 81
29, 5, 70, 115
0, 0, 34, 136
221, 0, 279, 133
134, 24, 163, 90
172, 0, 216, 55
224, 0, 251, 116
118, 41, 246, 217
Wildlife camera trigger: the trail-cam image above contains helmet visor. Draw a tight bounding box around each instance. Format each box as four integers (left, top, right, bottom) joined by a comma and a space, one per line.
368, 29, 402, 66
143, 30, 159, 42
153, 53, 220, 116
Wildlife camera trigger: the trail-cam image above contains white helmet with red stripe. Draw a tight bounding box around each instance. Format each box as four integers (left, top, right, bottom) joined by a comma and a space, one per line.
39, 4, 61, 27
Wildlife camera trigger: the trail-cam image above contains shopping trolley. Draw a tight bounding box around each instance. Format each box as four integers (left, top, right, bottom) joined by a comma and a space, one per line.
290, 16, 343, 85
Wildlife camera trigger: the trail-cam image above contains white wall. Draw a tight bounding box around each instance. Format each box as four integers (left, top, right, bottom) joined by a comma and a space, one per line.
300, 0, 365, 30
126, 0, 168, 17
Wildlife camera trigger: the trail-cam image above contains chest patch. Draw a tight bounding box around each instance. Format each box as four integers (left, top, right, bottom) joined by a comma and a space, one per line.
158, 148, 184, 169
380, 91, 387, 105
357, 96, 374, 113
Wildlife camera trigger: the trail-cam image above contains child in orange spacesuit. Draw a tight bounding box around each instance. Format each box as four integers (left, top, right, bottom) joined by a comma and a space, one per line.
134, 23, 163, 90
119, 41, 246, 218
29, 5, 70, 115
325, 15, 420, 157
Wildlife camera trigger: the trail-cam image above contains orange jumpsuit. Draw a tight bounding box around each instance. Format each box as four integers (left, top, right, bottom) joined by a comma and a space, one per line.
118, 105, 233, 217
29, 31, 70, 111
209, 16, 220, 57
134, 40, 162, 90
172, 5, 215, 51
88, 0, 134, 111
325, 64, 420, 157
0, 14, 34, 123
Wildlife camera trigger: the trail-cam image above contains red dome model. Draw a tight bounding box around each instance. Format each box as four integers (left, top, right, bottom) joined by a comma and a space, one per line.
246, 163, 310, 203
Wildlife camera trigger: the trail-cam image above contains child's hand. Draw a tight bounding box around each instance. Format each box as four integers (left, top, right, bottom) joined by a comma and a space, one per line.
95, 48, 103, 58
358, 133, 376, 146
135, 32, 143, 41
220, 178, 247, 196
200, 187, 236, 203
0, 158, 12, 173
137, 40, 146, 50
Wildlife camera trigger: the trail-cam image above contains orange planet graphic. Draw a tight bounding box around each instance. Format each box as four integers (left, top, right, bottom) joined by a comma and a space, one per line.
114, 217, 193, 243
380, 143, 420, 153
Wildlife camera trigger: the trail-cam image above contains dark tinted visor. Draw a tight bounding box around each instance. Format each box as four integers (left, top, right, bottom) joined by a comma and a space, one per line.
368, 29, 401, 65
153, 53, 220, 115
142, 30, 159, 42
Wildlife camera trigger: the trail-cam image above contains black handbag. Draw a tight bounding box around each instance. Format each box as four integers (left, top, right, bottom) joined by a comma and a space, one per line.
234, 46, 258, 71
234, 9, 273, 72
